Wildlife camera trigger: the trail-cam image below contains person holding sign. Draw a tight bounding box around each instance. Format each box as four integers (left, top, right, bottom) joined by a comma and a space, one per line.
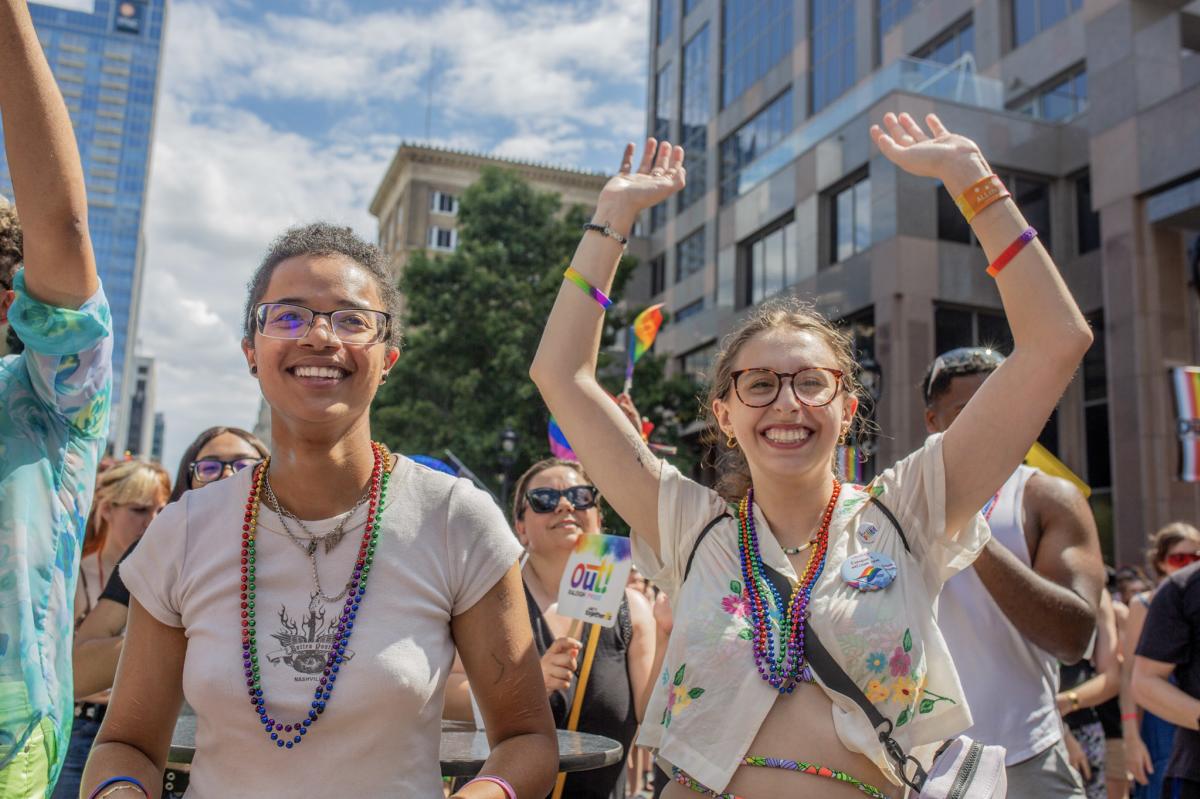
531, 116, 1093, 798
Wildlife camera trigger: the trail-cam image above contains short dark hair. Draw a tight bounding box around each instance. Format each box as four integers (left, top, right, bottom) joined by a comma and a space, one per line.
922, 347, 1005, 405
171, 425, 269, 503
0, 199, 23, 291
242, 222, 402, 348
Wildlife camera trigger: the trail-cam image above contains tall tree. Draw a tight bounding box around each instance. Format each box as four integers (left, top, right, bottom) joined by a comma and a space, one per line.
372, 166, 702, 505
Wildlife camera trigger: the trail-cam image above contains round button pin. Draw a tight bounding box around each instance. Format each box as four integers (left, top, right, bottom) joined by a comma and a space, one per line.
840, 551, 897, 592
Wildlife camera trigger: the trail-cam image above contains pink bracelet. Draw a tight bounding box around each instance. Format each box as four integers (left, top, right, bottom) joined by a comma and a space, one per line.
466, 775, 517, 799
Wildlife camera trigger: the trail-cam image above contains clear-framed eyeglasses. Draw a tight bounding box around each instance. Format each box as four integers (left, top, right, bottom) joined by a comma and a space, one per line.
254, 302, 391, 346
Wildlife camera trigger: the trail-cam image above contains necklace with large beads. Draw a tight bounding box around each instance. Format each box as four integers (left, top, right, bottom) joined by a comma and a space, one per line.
737, 477, 841, 694
240, 441, 388, 749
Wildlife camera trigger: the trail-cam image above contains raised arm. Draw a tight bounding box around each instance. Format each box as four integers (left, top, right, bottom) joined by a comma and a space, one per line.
530, 139, 685, 557
872, 113, 1093, 538
0, 0, 97, 307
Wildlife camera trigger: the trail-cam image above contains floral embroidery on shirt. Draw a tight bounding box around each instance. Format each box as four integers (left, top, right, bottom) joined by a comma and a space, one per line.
662, 663, 705, 728
865, 651, 887, 674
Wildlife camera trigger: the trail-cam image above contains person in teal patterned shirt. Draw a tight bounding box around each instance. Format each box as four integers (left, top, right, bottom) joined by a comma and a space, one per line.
0, 0, 113, 794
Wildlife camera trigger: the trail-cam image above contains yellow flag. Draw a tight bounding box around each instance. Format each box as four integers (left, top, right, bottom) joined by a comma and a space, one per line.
1023, 442, 1091, 498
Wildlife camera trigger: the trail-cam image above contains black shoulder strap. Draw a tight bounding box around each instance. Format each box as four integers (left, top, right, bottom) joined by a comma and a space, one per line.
682, 513, 731, 583
868, 495, 911, 555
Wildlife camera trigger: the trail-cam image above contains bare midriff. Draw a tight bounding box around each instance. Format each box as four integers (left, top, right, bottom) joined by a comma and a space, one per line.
660, 681, 904, 799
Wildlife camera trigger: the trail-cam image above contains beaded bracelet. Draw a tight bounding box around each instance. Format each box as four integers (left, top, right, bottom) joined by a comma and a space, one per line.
563, 266, 613, 310
987, 227, 1038, 277
954, 174, 1010, 223
87, 777, 149, 799
465, 775, 518, 799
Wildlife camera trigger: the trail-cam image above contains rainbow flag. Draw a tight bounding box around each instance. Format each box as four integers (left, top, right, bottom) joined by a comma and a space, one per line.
625, 304, 665, 390
838, 444, 866, 484
1173, 367, 1200, 482
548, 416, 577, 461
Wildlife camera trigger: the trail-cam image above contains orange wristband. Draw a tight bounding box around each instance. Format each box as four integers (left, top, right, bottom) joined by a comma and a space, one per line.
954, 174, 1010, 223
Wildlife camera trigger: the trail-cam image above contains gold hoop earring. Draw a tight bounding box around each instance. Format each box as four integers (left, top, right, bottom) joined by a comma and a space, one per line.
380, 372, 389, 384
726, 434, 737, 449
838, 427, 850, 446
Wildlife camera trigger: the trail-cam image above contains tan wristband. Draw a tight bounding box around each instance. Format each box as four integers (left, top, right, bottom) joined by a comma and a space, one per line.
954, 174, 1010, 223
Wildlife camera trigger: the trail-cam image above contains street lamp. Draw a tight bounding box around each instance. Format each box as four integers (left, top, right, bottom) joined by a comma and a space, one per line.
498, 427, 519, 507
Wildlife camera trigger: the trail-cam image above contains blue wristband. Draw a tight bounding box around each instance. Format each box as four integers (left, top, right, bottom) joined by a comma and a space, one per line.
88, 776, 149, 799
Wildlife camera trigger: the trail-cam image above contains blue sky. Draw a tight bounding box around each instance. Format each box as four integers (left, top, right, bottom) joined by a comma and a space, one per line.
131, 0, 650, 470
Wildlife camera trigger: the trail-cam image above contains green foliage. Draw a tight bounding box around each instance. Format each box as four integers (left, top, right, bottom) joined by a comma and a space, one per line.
371, 167, 703, 515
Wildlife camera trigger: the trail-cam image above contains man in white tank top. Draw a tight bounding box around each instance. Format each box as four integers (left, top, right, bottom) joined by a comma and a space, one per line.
921, 347, 1105, 797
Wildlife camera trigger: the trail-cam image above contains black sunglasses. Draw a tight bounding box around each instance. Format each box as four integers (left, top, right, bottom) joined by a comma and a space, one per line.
524, 485, 600, 515
190, 456, 262, 484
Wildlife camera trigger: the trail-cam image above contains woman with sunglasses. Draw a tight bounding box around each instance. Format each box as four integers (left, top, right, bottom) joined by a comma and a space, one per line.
82, 224, 556, 799
71, 427, 269, 701
1121, 522, 1200, 798
531, 115, 1094, 798
446, 457, 657, 799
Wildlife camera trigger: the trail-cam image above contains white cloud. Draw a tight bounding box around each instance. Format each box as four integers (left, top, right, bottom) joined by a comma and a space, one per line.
140, 0, 650, 471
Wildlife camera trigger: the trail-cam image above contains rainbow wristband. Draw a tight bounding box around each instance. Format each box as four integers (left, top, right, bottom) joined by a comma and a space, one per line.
563, 267, 613, 310
986, 227, 1038, 277
87, 777, 149, 799
466, 775, 518, 799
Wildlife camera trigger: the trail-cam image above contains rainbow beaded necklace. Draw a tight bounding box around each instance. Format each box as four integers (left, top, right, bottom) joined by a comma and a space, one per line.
240, 441, 388, 749
737, 477, 841, 693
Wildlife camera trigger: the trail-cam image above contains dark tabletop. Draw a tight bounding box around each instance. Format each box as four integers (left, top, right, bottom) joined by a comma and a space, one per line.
170, 714, 622, 776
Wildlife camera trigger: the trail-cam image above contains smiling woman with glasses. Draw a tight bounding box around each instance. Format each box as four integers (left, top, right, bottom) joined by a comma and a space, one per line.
444, 457, 658, 799
83, 224, 557, 799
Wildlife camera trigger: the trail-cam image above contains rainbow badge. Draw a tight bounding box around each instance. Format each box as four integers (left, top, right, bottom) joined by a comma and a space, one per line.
840, 551, 896, 592
556, 533, 633, 628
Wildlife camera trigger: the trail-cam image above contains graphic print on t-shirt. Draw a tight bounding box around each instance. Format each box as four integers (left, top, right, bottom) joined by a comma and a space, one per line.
268, 597, 355, 679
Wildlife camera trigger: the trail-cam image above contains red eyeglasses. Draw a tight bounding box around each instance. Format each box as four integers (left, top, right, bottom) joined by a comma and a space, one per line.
1165, 551, 1200, 570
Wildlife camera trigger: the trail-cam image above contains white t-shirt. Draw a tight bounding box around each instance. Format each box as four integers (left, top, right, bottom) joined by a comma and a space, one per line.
632, 432, 990, 791
121, 456, 522, 798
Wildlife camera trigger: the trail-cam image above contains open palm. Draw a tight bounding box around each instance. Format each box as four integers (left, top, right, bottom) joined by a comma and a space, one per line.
870, 112, 988, 181
599, 138, 687, 213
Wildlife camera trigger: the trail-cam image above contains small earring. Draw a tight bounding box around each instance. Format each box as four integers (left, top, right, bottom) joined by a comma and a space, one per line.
249, 365, 257, 376
838, 427, 849, 446
380, 372, 389, 384
726, 433, 737, 449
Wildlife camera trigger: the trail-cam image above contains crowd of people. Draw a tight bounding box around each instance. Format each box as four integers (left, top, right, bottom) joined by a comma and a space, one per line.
2, 0, 1200, 797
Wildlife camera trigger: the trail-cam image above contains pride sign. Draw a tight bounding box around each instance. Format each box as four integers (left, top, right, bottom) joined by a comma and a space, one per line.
556, 534, 633, 628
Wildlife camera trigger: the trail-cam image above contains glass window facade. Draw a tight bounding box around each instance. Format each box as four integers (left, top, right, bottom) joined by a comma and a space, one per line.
651, 63, 673, 232
722, 0, 792, 107
1013, 0, 1083, 48
934, 304, 1014, 355
740, 215, 797, 306
830, 174, 871, 264
877, 0, 913, 63
684, 0, 703, 14
676, 226, 706, 282
1076, 171, 1100, 254
675, 298, 705, 322
679, 25, 711, 212
679, 340, 717, 380
0, 0, 165, 440
1082, 312, 1113, 555
913, 16, 975, 64
649, 254, 667, 296
719, 90, 793, 204
1010, 66, 1087, 120
657, 0, 676, 44
811, 0, 857, 112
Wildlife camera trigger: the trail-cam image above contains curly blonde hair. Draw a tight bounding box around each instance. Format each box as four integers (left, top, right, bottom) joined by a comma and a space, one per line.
0, 199, 22, 291
703, 297, 867, 501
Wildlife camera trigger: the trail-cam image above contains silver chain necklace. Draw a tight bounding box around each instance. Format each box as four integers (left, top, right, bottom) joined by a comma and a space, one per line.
262, 475, 371, 609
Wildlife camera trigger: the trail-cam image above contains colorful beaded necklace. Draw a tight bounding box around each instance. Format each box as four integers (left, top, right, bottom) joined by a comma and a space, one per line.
737, 477, 841, 693
240, 441, 389, 749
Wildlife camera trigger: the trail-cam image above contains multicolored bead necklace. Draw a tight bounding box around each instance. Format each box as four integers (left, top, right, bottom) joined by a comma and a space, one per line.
737, 477, 841, 693
240, 441, 389, 749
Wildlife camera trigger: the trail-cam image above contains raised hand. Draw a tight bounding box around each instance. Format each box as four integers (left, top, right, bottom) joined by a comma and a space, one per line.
597, 138, 686, 217
870, 112, 991, 196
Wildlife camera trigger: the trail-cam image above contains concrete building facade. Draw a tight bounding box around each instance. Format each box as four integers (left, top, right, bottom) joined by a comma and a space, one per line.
369, 144, 616, 289
636, 0, 1200, 563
